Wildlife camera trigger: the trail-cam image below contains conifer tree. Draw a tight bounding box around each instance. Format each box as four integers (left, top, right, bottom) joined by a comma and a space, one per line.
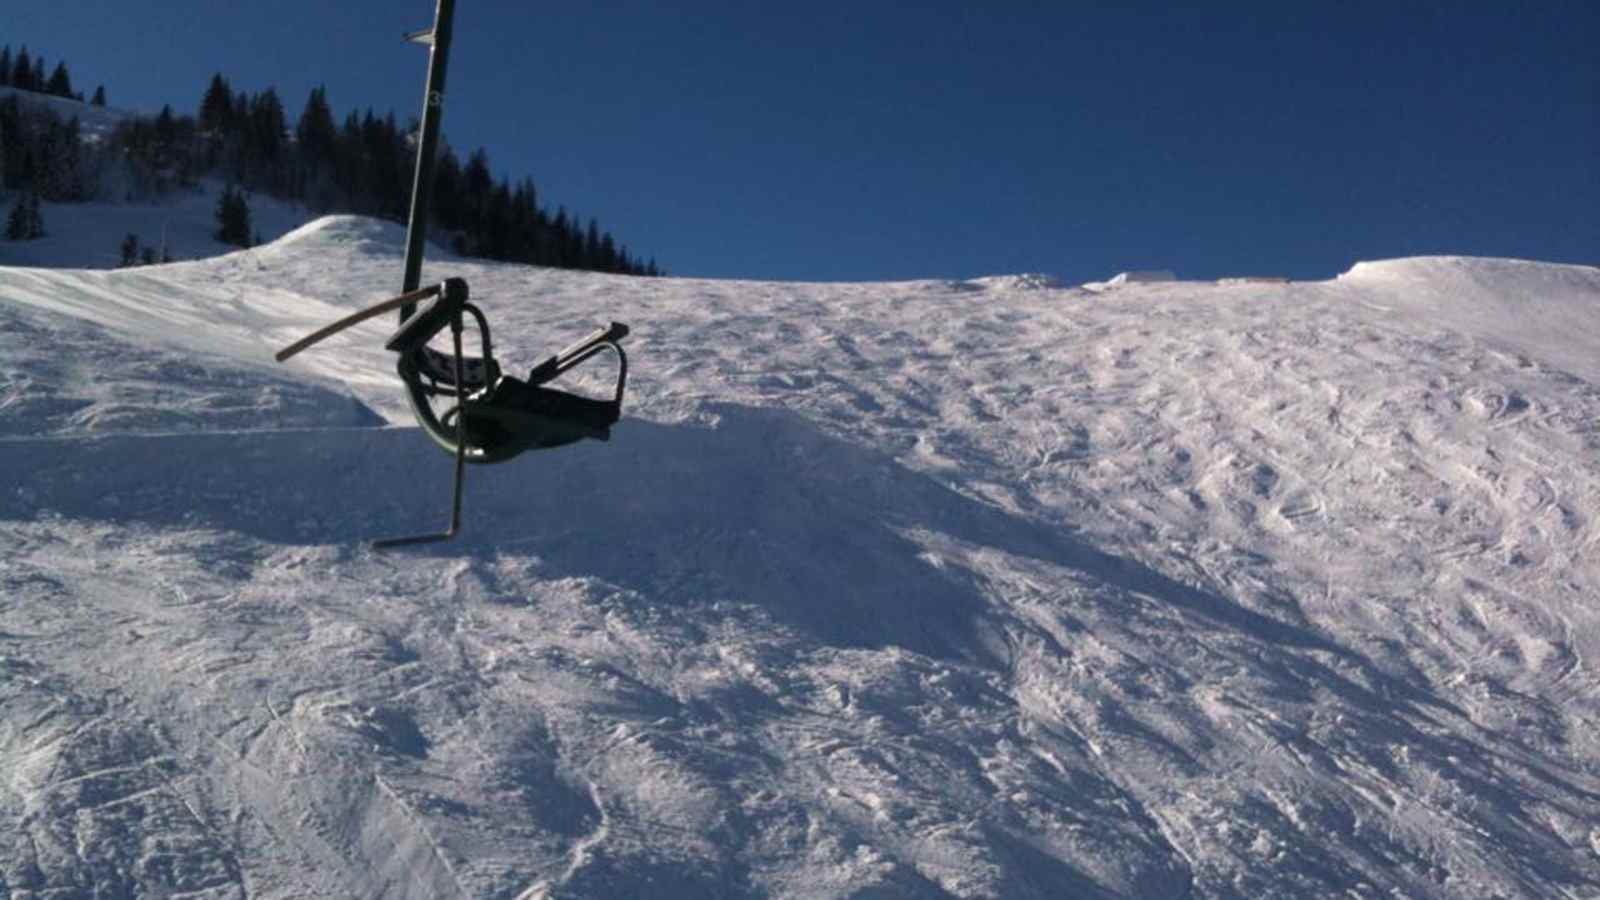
155, 105, 176, 141
295, 85, 337, 203
91, 86, 106, 106
334, 111, 363, 203
0, 98, 23, 190
462, 148, 492, 220
0, 48, 11, 87
46, 63, 71, 98
431, 147, 463, 230
40, 116, 84, 201
26, 194, 44, 239
584, 219, 601, 270
214, 185, 251, 247
295, 86, 337, 163
199, 74, 233, 134
11, 48, 32, 91
120, 233, 139, 266
196, 75, 233, 171
4, 197, 25, 240
249, 88, 286, 164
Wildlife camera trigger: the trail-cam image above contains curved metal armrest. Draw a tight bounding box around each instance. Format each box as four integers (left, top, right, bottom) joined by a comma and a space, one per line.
527, 322, 629, 383
526, 321, 630, 409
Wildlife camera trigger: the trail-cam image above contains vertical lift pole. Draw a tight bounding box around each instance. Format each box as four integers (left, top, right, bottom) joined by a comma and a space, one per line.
374, 0, 464, 548
401, 0, 456, 306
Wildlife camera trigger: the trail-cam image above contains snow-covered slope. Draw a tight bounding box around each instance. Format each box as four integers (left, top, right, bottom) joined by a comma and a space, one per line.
0, 181, 313, 270
0, 86, 313, 270
1, 224, 1597, 899
0, 86, 137, 145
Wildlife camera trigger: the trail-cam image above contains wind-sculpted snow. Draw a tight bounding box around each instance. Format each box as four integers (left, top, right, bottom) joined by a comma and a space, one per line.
1337, 256, 1600, 382
0, 300, 382, 437
1, 221, 1598, 898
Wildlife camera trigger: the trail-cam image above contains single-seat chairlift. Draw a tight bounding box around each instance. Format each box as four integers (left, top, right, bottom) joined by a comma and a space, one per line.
274, 0, 630, 547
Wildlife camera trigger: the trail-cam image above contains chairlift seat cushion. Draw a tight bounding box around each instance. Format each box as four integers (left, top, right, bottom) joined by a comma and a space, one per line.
489, 376, 619, 431
459, 375, 620, 457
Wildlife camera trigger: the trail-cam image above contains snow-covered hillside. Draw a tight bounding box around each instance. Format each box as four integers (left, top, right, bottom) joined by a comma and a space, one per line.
0, 86, 135, 144
2, 221, 1597, 899
1, 86, 313, 270
0, 181, 312, 271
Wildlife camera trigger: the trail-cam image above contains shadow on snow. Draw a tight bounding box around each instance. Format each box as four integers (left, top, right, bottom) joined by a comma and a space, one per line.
4, 404, 1597, 895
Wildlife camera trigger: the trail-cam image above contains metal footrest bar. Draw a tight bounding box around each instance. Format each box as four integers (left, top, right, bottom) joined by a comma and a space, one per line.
372, 312, 470, 548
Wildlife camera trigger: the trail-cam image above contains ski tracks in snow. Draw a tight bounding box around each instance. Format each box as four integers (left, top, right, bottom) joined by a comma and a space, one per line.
4, 249, 1600, 896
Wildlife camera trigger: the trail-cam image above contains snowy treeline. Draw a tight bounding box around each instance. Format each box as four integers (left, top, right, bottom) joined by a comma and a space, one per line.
0, 51, 660, 275
0, 44, 102, 104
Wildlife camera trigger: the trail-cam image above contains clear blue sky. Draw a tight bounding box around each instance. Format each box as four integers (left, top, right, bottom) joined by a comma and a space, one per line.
7, 1, 1597, 283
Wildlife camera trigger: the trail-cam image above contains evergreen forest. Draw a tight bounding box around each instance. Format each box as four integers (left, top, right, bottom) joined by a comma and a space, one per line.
0, 46, 661, 276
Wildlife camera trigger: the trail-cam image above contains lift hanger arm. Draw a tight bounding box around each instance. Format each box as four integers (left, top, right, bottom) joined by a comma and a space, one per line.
274, 284, 442, 363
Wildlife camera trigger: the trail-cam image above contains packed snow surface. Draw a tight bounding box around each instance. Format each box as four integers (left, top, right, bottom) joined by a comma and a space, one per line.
2, 219, 1598, 899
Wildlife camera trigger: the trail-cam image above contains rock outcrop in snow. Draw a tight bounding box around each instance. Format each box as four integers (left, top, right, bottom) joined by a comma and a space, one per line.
1082, 269, 1178, 292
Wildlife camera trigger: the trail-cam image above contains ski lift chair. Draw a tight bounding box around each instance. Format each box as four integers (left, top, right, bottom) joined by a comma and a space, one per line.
276, 276, 628, 546
273, 0, 631, 547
